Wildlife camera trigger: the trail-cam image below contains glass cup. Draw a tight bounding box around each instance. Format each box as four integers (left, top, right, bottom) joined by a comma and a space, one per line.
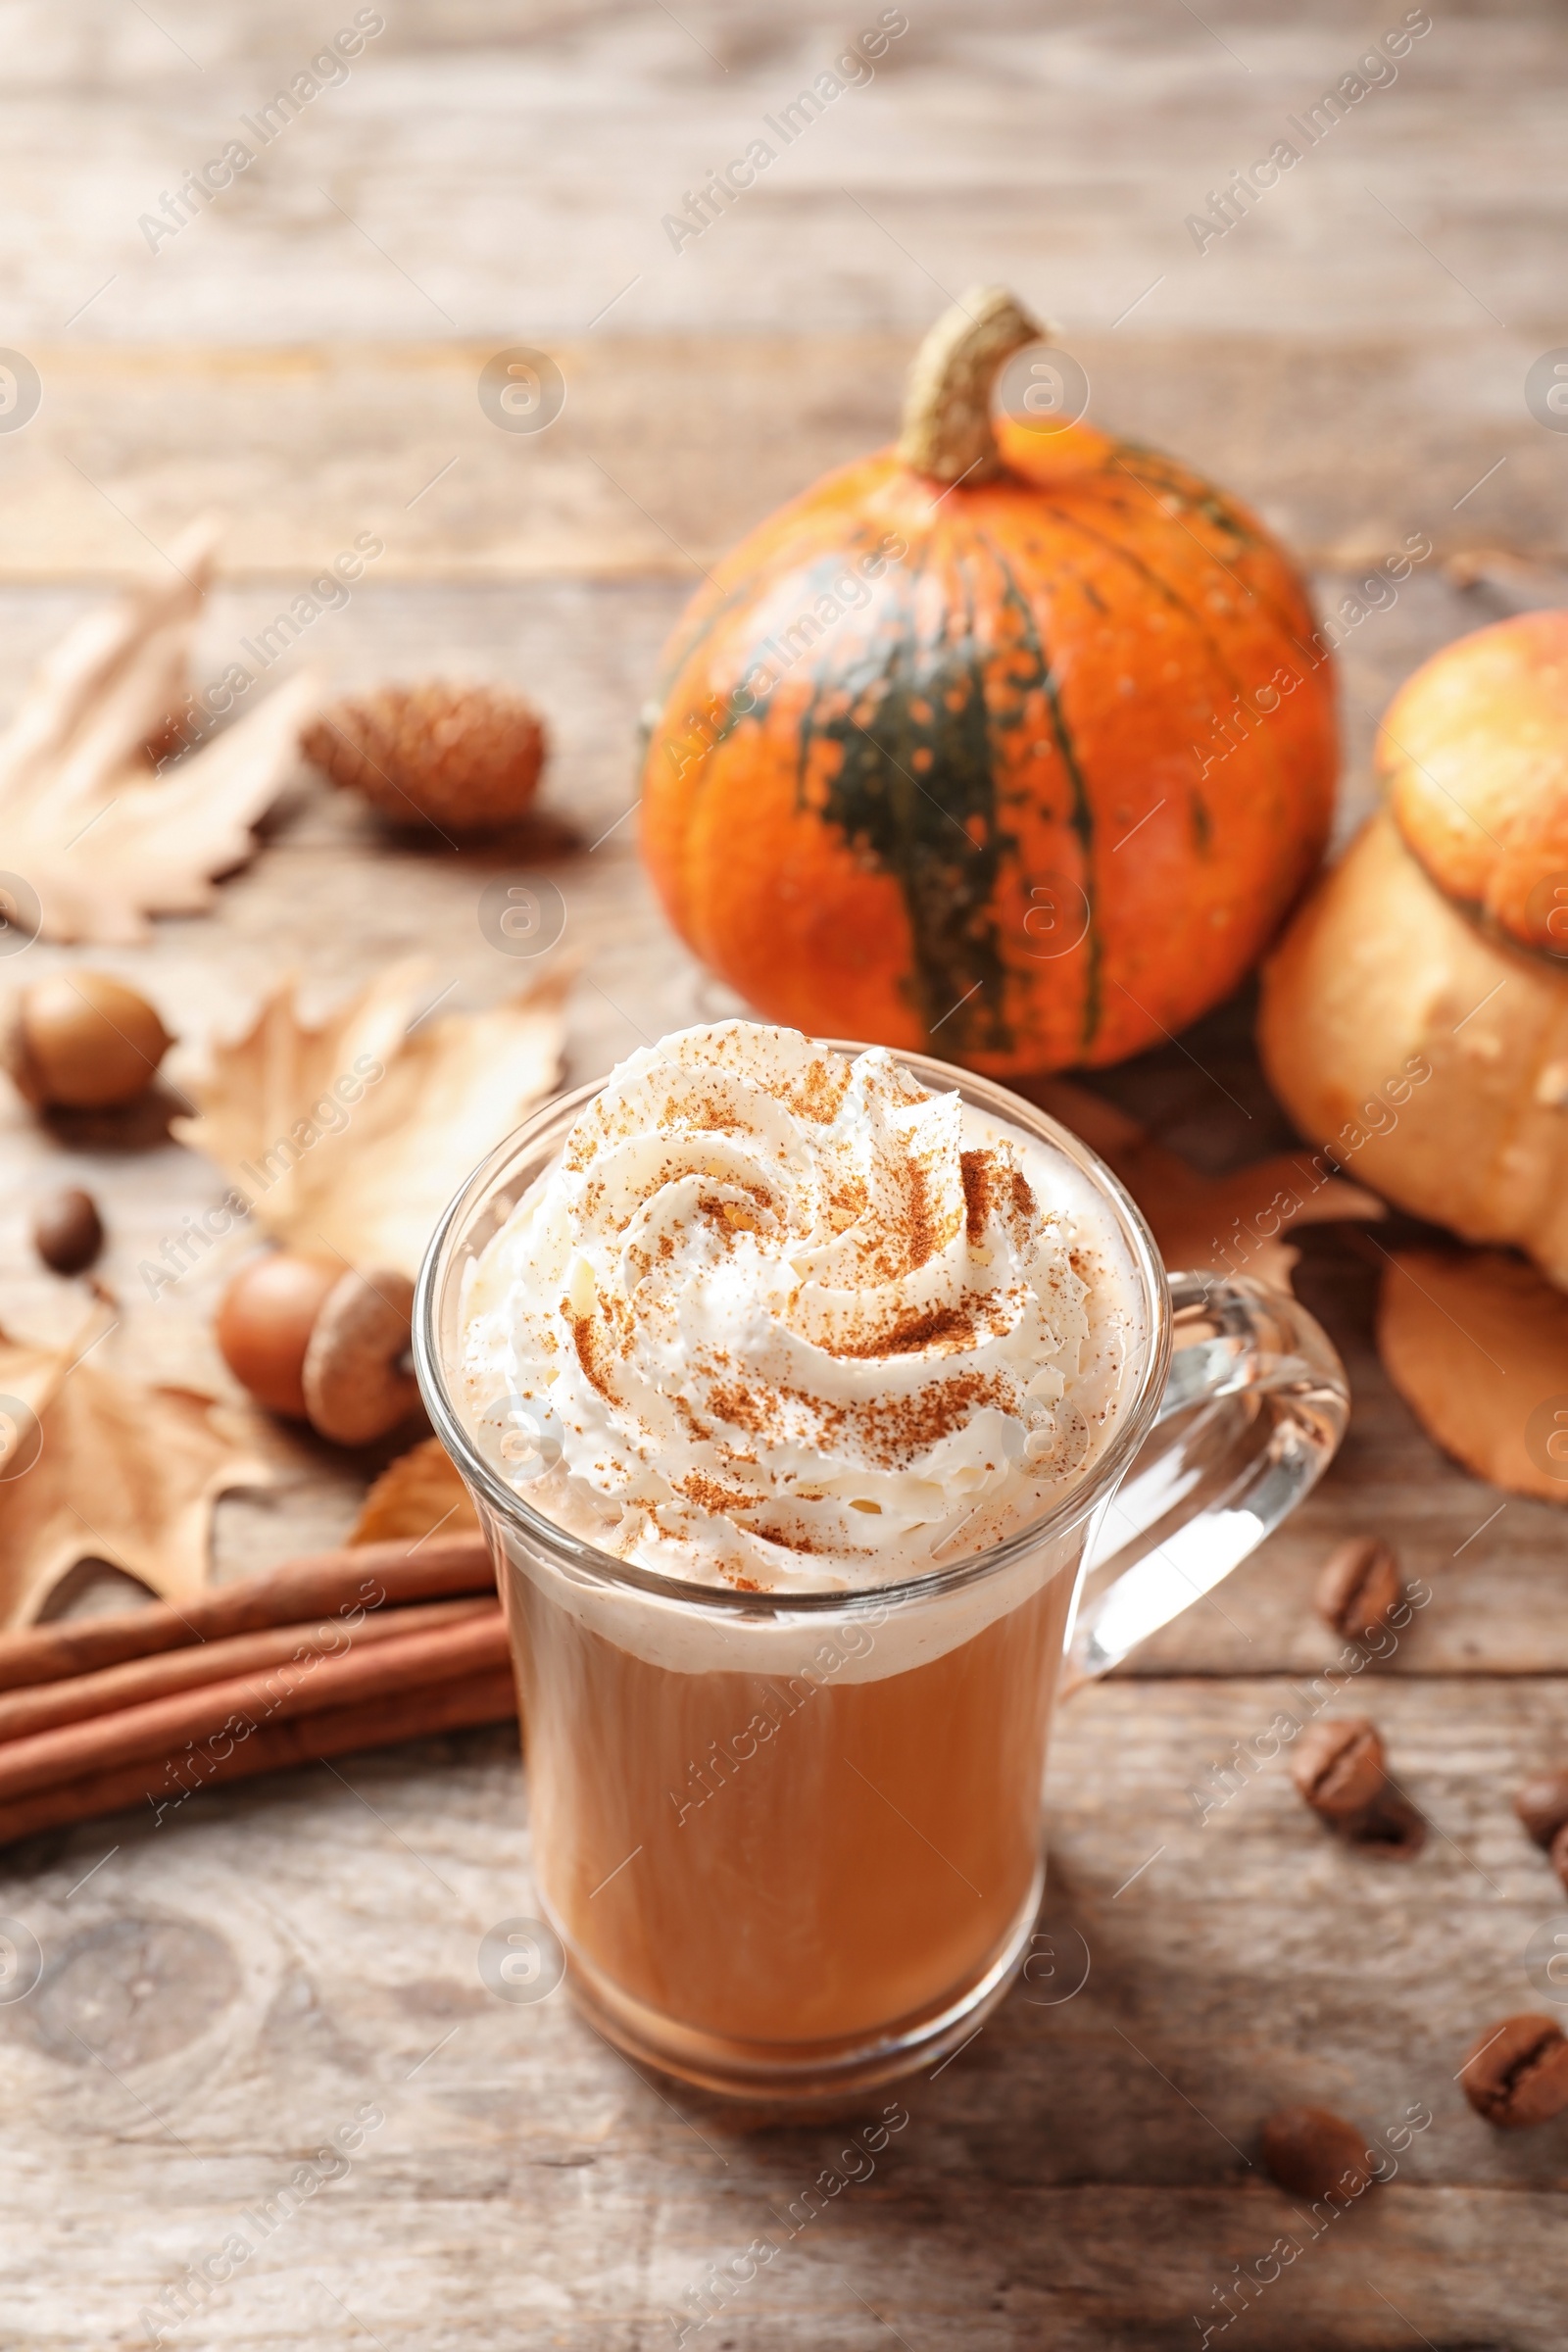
415, 1045, 1349, 2104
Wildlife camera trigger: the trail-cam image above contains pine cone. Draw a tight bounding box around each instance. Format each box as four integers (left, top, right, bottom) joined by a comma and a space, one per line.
304, 682, 548, 833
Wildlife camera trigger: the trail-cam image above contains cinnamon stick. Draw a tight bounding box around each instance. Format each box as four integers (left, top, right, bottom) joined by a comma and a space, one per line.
0, 1666, 518, 1845
0, 1597, 496, 1745
0, 1608, 510, 1806
0, 1533, 494, 1692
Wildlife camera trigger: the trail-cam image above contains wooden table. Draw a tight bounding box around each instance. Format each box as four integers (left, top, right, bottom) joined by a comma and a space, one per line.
0, 4, 1565, 2343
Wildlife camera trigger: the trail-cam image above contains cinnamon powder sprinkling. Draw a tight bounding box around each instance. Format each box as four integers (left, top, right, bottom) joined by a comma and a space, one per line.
960, 1149, 995, 1243
779, 1055, 853, 1125
707, 1370, 1013, 1470
847, 1147, 956, 1288
902, 1154, 939, 1273
832, 1301, 980, 1358
962, 1147, 1038, 1245
528, 1033, 1097, 1577
825, 1174, 868, 1233
564, 1304, 617, 1403
676, 1471, 758, 1516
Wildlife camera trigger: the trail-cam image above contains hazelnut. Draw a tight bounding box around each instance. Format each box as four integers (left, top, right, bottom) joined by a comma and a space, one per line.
217, 1251, 417, 1444
2, 972, 172, 1109
218, 1252, 341, 1417
32, 1187, 104, 1274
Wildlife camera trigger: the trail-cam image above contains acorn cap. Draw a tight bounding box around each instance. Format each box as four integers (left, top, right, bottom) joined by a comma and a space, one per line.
302, 1267, 418, 1446
303, 681, 548, 834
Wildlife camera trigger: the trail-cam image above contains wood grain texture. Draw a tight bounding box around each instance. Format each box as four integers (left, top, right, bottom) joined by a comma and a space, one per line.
2, 0, 1560, 347
0, 1679, 1564, 2346
0, 0, 1563, 2339
1, 564, 1563, 2344
0, 330, 1555, 585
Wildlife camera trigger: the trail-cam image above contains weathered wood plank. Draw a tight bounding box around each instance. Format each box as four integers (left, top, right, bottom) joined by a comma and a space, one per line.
3, 0, 1560, 356
1, 1676, 1565, 2345
0, 332, 1554, 586
0, 5, 1562, 2340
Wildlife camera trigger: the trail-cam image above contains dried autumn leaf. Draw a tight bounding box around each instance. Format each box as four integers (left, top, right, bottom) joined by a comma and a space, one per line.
173, 956, 567, 1278
351, 1436, 477, 1545
0, 1316, 276, 1626
1030, 1078, 1383, 1291
0, 519, 318, 944
1378, 1247, 1568, 1502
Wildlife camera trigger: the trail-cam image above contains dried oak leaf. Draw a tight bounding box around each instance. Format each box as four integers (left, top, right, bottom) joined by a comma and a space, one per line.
0, 1315, 276, 1627
1028, 1078, 1382, 1291
0, 519, 318, 944
173, 956, 567, 1278
351, 1436, 478, 1545
1378, 1246, 1568, 1501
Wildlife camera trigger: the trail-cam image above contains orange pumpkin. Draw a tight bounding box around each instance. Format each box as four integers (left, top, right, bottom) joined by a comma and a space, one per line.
640, 287, 1339, 1073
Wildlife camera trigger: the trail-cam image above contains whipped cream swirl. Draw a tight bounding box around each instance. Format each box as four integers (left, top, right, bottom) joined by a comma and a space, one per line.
459, 1022, 1132, 1592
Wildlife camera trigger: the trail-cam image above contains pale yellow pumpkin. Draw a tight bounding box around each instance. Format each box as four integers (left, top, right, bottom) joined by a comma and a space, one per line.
1257, 808, 1568, 1286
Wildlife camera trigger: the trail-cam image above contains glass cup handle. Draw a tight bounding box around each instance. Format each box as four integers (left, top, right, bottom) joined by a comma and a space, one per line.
1063, 1272, 1350, 1688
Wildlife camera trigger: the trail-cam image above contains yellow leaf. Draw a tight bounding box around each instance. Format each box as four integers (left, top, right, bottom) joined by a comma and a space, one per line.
173, 957, 568, 1277
1027, 1077, 1383, 1291
0, 519, 319, 944
1378, 1247, 1568, 1503
351, 1437, 477, 1545
0, 1317, 277, 1626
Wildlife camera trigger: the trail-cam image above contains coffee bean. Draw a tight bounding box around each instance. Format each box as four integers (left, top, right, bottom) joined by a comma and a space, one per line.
1549, 1822, 1568, 1897
1290, 1718, 1425, 1856
1514, 1767, 1568, 1850
1259, 2105, 1375, 2202
1315, 1536, 1403, 1642
1459, 2014, 1568, 2130
31, 1187, 104, 1275
1346, 1794, 1427, 1860
1292, 1718, 1388, 1822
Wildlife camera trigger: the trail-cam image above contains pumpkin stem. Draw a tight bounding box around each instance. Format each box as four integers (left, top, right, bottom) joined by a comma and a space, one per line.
897, 285, 1051, 485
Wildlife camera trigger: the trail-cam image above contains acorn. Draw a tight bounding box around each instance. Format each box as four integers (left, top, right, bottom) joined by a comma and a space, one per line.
1, 972, 172, 1109
217, 1251, 419, 1444
303, 681, 548, 834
